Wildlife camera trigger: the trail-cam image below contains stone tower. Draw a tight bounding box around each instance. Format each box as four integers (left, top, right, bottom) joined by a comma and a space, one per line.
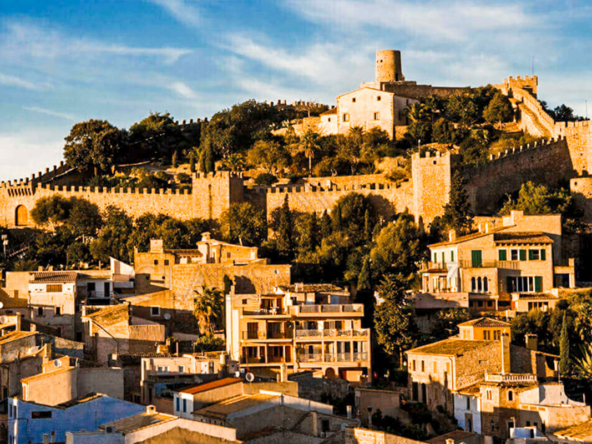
375, 50, 405, 83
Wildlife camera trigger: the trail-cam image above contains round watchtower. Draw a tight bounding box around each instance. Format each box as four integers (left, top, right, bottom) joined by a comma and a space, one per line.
375, 50, 404, 83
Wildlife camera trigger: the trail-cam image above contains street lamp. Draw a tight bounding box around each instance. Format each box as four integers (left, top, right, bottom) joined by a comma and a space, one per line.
1, 235, 7, 258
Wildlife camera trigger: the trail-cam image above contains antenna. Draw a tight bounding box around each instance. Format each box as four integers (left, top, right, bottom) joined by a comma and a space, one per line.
531, 56, 535, 76
586, 100, 588, 120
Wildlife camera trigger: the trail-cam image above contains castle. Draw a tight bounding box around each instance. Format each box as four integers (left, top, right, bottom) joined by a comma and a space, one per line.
2, 51, 592, 230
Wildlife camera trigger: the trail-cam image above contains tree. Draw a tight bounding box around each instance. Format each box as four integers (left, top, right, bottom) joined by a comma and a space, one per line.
320, 211, 332, 239
357, 256, 372, 291
247, 140, 289, 174
220, 203, 267, 246
484, 92, 513, 128
67, 198, 103, 237
299, 130, 322, 175
331, 193, 375, 245
447, 91, 480, 128
222, 153, 246, 172
194, 286, 224, 335
432, 118, 457, 144
560, 313, 570, 375
90, 207, 134, 263
64, 119, 125, 174
574, 345, 592, 379
172, 151, 178, 168
129, 112, 182, 159
276, 195, 294, 256
189, 152, 197, 173
295, 212, 320, 255
338, 127, 364, 174
374, 274, 416, 367
30, 196, 72, 229
442, 171, 473, 235
370, 215, 425, 278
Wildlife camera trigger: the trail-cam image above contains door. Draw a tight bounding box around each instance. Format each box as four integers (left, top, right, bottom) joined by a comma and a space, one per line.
87, 282, 96, 298
104, 282, 110, 298
471, 250, 482, 268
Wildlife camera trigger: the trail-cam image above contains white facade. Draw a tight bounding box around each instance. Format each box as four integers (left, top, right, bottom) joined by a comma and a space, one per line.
454, 393, 482, 434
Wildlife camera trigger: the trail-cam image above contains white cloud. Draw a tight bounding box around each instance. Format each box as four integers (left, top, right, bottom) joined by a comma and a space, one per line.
148, 0, 201, 28
0, 72, 50, 90
285, 0, 534, 42
168, 81, 200, 100
23, 106, 76, 121
0, 22, 192, 65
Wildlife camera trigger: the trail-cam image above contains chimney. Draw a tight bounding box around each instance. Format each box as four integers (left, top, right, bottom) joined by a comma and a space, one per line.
525, 334, 538, 351
446, 439, 455, 444
15, 313, 22, 332
448, 229, 457, 242
501, 333, 511, 374
484, 223, 489, 234
43, 434, 49, 444
346, 405, 352, 419
146, 405, 157, 414
201, 232, 211, 242
150, 239, 164, 253
311, 411, 318, 436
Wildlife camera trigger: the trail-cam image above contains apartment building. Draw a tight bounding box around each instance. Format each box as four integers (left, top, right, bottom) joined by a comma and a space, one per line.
419, 211, 576, 313
226, 284, 371, 382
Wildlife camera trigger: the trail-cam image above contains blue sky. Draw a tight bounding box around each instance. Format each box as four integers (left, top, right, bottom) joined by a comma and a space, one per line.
1, 0, 591, 180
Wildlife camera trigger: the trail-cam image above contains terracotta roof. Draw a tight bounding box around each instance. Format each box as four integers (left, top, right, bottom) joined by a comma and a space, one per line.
494, 232, 553, 245
320, 108, 337, 116
555, 420, 592, 441
458, 317, 510, 328
21, 366, 74, 383
429, 227, 507, 248
176, 377, 242, 395
457, 384, 481, 397
31, 271, 77, 284
102, 412, 177, 434
428, 430, 478, 444
406, 338, 495, 357
193, 393, 278, 418
0, 331, 36, 345
85, 304, 129, 327
280, 283, 346, 293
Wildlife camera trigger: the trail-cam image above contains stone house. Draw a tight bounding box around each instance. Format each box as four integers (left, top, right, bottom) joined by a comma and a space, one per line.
81, 304, 166, 365
354, 387, 405, 427
8, 393, 145, 444
419, 211, 575, 314
226, 284, 371, 382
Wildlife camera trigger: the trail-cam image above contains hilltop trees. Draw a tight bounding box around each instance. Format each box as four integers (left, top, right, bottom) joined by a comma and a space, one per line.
64, 119, 126, 174
441, 171, 474, 236
220, 203, 267, 246
484, 92, 514, 128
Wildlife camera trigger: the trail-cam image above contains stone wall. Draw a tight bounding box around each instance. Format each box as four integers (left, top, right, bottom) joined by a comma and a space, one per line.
345, 427, 427, 444
411, 151, 454, 224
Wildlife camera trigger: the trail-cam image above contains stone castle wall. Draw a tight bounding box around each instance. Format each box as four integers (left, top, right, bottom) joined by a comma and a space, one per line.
412, 151, 454, 224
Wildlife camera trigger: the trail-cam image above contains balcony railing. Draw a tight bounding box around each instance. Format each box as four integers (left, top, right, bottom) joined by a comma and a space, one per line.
294, 304, 363, 315
242, 308, 288, 316
295, 329, 369, 338
241, 331, 290, 340
485, 373, 538, 383
459, 260, 520, 270
240, 356, 291, 364
298, 352, 368, 363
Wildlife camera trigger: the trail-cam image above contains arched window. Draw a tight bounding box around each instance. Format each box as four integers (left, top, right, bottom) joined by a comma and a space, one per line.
15, 205, 28, 226
483, 277, 489, 292
477, 277, 482, 292
508, 390, 514, 401
471, 277, 476, 292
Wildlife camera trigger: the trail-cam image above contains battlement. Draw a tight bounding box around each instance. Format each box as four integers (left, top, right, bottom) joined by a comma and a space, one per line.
192, 171, 244, 180
175, 117, 209, 126
500, 75, 538, 95
1, 160, 73, 190
39, 183, 192, 196
264, 179, 408, 194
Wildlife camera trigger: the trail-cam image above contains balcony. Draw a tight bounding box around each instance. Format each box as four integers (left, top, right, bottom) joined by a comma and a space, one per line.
292, 304, 363, 317
240, 356, 292, 364
298, 352, 368, 363
295, 329, 370, 339
241, 331, 291, 340
485, 373, 538, 383
459, 260, 519, 270
242, 308, 289, 316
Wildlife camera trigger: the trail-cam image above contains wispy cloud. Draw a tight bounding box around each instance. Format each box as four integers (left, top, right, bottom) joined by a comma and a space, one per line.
23, 106, 76, 121
0, 22, 192, 65
148, 0, 201, 28
0, 72, 50, 90
168, 81, 200, 100
285, 0, 534, 42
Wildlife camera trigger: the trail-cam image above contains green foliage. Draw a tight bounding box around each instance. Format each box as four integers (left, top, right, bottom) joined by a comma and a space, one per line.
129, 112, 182, 159
194, 335, 225, 352
172, 151, 178, 168
194, 286, 224, 335
370, 214, 425, 279
221, 153, 246, 172
247, 140, 289, 174
560, 313, 570, 375
64, 119, 126, 173
275, 196, 295, 257
442, 171, 474, 235
90, 206, 134, 263
31, 196, 72, 228
574, 345, 592, 379
254, 173, 278, 186
357, 256, 372, 291
331, 193, 375, 245
189, 153, 196, 173
220, 203, 267, 246
484, 92, 514, 127
430, 309, 471, 341
298, 130, 322, 174
432, 118, 457, 144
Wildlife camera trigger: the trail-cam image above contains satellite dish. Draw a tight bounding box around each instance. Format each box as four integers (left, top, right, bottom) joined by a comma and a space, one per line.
0, 302, 4, 309
164, 313, 171, 320
245, 372, 255, 383
54, 360, 62, 367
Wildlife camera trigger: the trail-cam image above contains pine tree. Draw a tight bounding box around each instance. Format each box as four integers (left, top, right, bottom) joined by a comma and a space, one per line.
560, 312, 570, 375
189, 153, 196, 173
332, 204, 343, 232
364, 209, 373, 243
357, 256, 371, 291
309, 212, 320, 250
320, 211, 332, 239
172, 151, 178, 168
443, 171, 474, 235
276, 195, 294, 255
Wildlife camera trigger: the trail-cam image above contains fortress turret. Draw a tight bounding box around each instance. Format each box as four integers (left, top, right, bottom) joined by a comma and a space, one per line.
375, 50, 405, 83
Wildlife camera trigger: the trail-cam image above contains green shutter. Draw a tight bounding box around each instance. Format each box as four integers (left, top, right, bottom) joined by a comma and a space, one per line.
535, 276, 543, 292
541, 249, 546, 261
433, 252, 437, 262
520, 250, 527, 261
471, 250, 482, 268
499, 249, 507, 261
528, 250, 534, 261
451, 251, 455, 262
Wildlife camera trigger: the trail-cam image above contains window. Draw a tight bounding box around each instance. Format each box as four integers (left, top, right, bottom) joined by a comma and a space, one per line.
433, 252, 437, 262
31, 411, 52, 419
484, 330, 491, 340
227, 252, 231, 258
520, 249, 527, 261
373, 112, 380, 120
164, 260, 169, 266
451, 251, 454, 262
511, 249, 519, 261
55, 307, 61, 316
176, 397, 180, 411
157, 366, 169, 373
377, 96, 381, 101
343, 113, 350, 122
529, 249, 540, 260
507, 276, 542, 293
182, 398, 187, 413
421, 361, 425, 372
483, 277, 488, 292
493, 330, 501, 340
327, 118, 331, 122
412, 360, 416, 371
471, 250, 482, 267
499, 249, 507, 261
46, 284, 62, 293
508, 390, 514, 401
466, 397, 471, 410
486, 390, 492, 401
471, 277, 476, 292
37, 307, 44, 317
154, 260, 159, 265
352, 98, 356, 102
151, 307, 161, 317
242, 299, 247, 305
433, 362, 437, 373
178, 365, 185, 373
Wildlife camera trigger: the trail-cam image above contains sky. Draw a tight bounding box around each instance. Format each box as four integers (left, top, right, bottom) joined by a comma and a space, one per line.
1, 0, 592, 181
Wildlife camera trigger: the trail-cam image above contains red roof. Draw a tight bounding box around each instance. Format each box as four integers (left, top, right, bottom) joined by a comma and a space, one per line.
176, 377, 242, 395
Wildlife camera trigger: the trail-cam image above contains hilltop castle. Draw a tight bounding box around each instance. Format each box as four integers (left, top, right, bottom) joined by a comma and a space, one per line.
2, 50, 592, 230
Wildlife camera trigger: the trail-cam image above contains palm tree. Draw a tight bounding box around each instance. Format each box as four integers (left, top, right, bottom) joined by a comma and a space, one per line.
194, 286, 224, 335
575, 345, 592, 379
298, 130, 321, 175
405, 103, 428, 124
222, 153, 245, 172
